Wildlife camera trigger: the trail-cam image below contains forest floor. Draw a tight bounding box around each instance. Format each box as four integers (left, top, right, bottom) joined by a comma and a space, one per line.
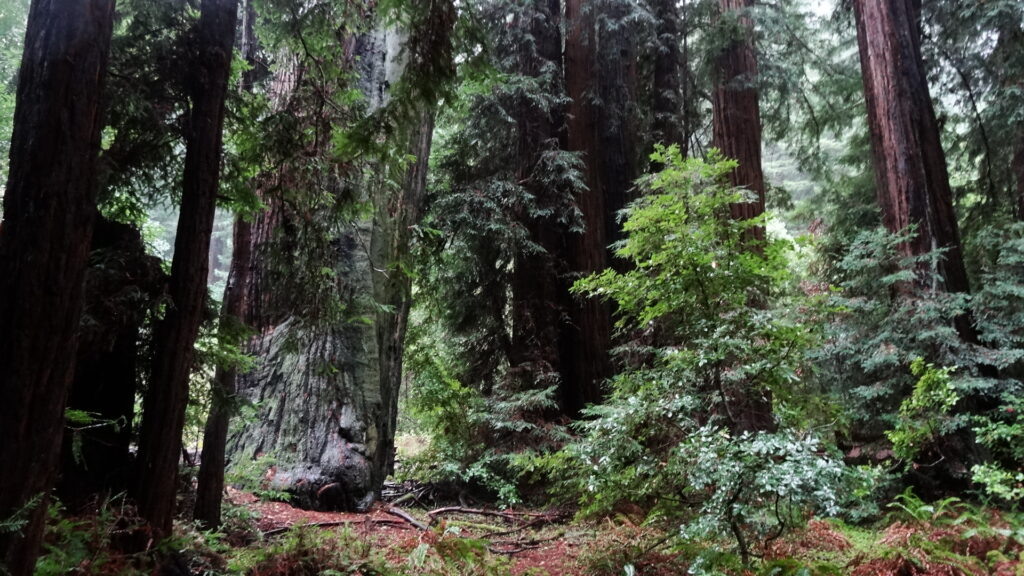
230, 487, 582, 575
218, 488, 1024, 576
34, 486, 1024, 575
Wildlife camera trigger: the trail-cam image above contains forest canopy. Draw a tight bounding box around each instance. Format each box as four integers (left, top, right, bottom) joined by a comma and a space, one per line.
0, 0, 1023, 574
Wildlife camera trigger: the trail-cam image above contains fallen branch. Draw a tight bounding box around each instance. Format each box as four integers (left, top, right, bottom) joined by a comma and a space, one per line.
386, 506, 429, 531
426, 506, 516, 523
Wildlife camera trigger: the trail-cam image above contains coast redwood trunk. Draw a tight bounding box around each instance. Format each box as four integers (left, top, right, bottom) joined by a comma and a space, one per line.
509, 0, 568, 404
852, 0, 972, 300
710, 0, 774, 433
712, 0, 766, 241
563, 0, 636, 415
136, 0, 239, 538
0, 0, 115, 572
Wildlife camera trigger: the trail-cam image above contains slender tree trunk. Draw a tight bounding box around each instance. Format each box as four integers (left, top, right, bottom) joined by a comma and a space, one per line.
194, 0, 258, 530
193, 220, 252, 528
651, 0, 685, 157
852, 0, 972, 301
712, 0, 767, 241
136, 0, 239, 538
0, 1, 115, 572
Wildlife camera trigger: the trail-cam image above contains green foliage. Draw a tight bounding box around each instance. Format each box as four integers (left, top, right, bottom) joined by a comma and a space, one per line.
567, 147, 844, 565
971, 393, 1024, 504
225, 454, 293, 503
885, 359, 960, 463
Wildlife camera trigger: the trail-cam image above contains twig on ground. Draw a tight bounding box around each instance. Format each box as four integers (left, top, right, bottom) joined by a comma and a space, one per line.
386, 505, 429, 531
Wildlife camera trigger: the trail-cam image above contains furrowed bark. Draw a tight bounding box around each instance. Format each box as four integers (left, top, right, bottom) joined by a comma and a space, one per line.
852, 0, 972, 305
563, 0, 637, 415
0, 0, 115, 572
509, 0, 568, 413
712, 0, 767, 242
135, 0, 239, 538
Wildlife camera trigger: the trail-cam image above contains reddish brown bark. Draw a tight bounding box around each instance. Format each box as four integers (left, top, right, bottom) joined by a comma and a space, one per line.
562, 0, 637, 415
0, 0, 115, 572
194, 219, 252, 528
712, 0, 767, 242
852, 0, 972, 297
135, 0, 239, 538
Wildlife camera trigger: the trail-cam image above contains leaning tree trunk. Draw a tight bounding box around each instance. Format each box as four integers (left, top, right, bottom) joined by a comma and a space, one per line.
710, 0, 775, 434
852, 0, 972, 306
0, 1, 115, 572
226, 25, 438, 511
135, 0, 239, 538
853, 0, 984, 492
194, 0, 259, 529
58, 219, 165, 511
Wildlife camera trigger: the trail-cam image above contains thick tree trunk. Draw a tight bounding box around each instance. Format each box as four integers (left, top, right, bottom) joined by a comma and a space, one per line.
509, 0, 567, 405
562, 0, 637, 415
0, 1, 115, 572
135, 0, 239, 538
712, 0, 767, 241
227, 26, 436, 511
194, 0, 258, 529
710, 0, 774, 433
853, 0, 984, 490
651, 0, 685, 157
852, 0, 972, 302
58, 219, 165, 511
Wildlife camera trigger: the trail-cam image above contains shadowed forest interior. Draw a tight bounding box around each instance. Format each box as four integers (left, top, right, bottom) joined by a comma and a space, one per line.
1, 0, 1024, 574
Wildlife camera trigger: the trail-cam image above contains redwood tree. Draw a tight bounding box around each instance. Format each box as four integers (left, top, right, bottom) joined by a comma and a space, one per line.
563, 0, 638, 415
135, 0, 239, 537
710, 0, 774, 433
852, 0, 972, 299
712, 0, 767, 240
0, 0, 115, 572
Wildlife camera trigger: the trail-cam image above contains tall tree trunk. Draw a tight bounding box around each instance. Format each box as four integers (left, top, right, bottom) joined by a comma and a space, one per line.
853, 0, 984, 491
193, 219, 252, 528
712, 0, 767, 241
562, 0, 637, 415
135, 0, 239, 538
710, 0, 774, 433
509, 0, 567, 407
852, 0, 972, 302
0, 0, 115, 572
194, 0, 258, 529
651, 0, 685, 157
